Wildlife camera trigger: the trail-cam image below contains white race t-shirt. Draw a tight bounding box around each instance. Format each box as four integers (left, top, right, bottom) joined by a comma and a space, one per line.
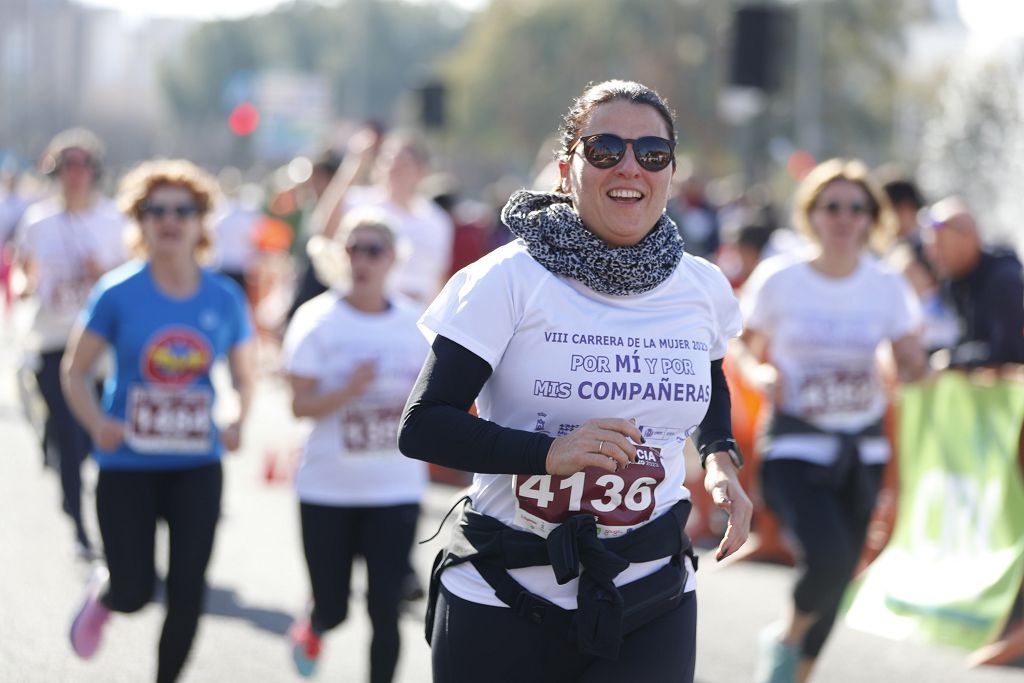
16, 198, 127, 351
344, 186, 453, 303
211, 203, 259, 273
420, 240, 743, 608
741, 253, 922, 465
283, 291, 429, 507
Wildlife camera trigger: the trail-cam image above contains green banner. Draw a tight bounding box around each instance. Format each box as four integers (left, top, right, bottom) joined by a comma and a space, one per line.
845, 371, 1024, 650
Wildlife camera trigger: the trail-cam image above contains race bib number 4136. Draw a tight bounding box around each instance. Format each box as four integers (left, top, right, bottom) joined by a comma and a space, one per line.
512, 446, 666, 538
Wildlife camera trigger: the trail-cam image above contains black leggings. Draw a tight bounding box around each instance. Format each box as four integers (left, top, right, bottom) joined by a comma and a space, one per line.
96, 462, 222, 683
35, 348, 91, 542
761, 459, 883, 659
300, 502, 419, 683
432, 585, 697, 683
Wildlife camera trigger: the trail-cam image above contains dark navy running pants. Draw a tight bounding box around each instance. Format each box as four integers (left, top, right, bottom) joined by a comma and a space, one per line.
761, 458, 883, 658
36, 348, 91, 542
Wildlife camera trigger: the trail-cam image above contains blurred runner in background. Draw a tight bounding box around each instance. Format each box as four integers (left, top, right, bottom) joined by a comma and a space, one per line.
13, 128, 127, 558
61, 159, 253, 683
922, 196, 1024, 367
315, 128, 453, 305
1, 162, 32, 321
282, 208, 427, 681
210, 166, 261, 295
736, 159, 926, 683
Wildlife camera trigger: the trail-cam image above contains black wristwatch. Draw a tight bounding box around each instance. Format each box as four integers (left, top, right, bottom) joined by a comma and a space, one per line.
699, 438, 744, 470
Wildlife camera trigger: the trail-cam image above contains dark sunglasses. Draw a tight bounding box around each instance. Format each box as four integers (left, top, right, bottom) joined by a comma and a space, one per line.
140, 203, 200, 220
568, 133, 676, 172
345, 242, 390, 259
817, 201, 871, 217
58, 156, 94, 171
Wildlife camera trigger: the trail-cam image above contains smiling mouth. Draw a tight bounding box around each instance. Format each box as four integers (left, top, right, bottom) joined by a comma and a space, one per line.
607, 189, 644, 203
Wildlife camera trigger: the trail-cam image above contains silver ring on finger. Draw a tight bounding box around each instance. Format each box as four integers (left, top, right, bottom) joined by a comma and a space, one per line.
598, 440, 604, 454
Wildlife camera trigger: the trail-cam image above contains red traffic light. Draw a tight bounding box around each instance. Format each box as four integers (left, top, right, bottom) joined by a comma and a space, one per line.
786, 149, 815, 180
228, 102, 259, 136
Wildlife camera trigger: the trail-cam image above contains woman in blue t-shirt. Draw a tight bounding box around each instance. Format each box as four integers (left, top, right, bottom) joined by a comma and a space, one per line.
61, 159, 254, 682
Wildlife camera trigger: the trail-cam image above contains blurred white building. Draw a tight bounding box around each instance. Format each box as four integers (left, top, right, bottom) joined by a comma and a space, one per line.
0, 0, 193, 168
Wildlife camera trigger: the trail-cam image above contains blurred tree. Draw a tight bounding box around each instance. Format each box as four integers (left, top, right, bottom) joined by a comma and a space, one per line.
155, 0, 924, 191
439, 0, 732, 181
159, 0, 463, 161
438, 0, 921, 187
803, 1, 910, 164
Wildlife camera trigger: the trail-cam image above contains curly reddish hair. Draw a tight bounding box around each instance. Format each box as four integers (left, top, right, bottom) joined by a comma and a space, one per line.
117, 159, 219, 260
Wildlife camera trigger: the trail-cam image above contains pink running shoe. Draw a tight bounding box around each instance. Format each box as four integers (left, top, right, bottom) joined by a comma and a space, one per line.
69, 564, 111, 659
288, 615, 322, 678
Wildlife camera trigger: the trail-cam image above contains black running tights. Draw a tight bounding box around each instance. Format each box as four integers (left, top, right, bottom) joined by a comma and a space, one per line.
96, 462, 222, 683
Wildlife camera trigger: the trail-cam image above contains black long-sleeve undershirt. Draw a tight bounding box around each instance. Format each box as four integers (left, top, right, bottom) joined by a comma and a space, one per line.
399, 335, 553, 474
398, 335, 735, 474
691, 356, 734, 451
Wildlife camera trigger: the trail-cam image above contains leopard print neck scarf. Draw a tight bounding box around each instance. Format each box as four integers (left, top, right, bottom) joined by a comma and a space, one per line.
501, 190, 685, 296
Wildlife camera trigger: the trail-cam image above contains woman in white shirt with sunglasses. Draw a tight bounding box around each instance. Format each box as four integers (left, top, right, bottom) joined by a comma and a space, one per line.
282, 208, 427, 682
737, 158, 926, 683
399, 80, 751, 683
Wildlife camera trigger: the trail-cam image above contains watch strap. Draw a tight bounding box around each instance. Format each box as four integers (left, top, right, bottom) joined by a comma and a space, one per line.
699, 438, 744, 469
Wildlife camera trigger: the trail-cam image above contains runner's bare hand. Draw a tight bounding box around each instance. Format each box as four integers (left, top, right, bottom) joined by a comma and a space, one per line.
83, 257, 104, 281
753, 362, 784, 405
345, 360, 378, 398
346, 126, 381, 169
703, 454, 753, 561
221, 422, 242, 451
92, 417, 125, 451
545, 418, 643, 476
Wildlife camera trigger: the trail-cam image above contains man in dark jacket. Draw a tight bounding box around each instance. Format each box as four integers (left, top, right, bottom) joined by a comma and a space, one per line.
923, 196, 1024, 366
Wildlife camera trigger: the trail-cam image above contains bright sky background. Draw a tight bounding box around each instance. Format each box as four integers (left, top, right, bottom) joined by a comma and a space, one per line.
77, 0, 1024, 41
956, 0, 1024, 41
77, 0, 487, 20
